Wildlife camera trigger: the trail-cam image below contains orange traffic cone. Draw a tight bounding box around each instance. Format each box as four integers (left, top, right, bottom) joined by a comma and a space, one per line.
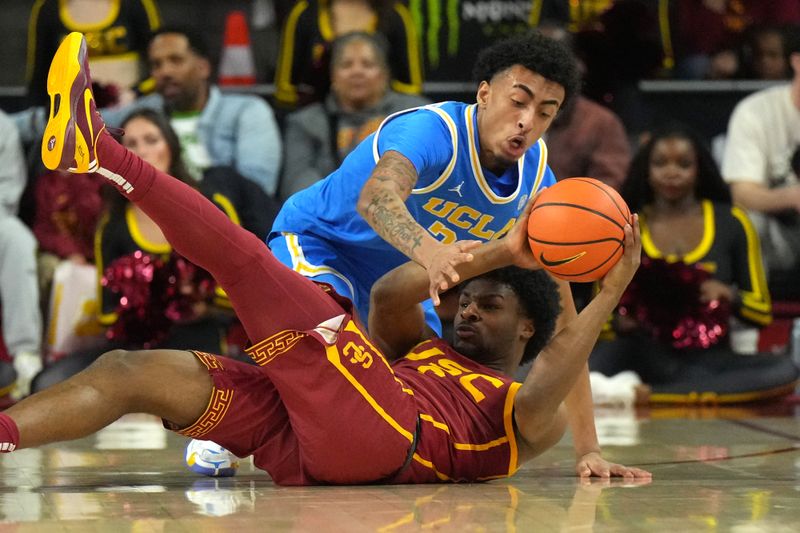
218, 10, 257, 86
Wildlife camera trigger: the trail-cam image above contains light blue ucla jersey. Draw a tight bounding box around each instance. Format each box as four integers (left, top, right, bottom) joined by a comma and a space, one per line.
402, 103, 553, 247
270, 101, 556, 326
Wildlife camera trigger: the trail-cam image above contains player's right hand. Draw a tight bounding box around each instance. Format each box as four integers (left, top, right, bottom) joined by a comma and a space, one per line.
425, 241, 481, 305
600, 214, 641, 296
504, 193, 542, 271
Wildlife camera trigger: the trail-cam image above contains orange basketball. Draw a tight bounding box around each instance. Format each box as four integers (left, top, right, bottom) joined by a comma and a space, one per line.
527, 177, 631, 282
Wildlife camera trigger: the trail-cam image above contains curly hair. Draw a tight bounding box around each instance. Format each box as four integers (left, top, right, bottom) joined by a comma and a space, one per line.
472, 266, 561, 364
621, 123, 731, 212
472, 31, 581, 107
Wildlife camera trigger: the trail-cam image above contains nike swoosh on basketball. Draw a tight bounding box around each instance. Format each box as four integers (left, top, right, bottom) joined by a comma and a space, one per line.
539, 252, 586, 267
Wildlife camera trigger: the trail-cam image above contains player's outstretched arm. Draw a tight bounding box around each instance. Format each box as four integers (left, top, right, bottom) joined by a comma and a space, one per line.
514, 216, 647, 478
357, 150, 483, 304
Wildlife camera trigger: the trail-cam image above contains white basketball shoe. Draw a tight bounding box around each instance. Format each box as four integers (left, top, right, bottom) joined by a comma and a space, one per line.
185, 439, 239, 477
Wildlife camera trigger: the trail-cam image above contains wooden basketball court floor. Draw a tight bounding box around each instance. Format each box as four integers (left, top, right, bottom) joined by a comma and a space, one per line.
2, 403, 800, 532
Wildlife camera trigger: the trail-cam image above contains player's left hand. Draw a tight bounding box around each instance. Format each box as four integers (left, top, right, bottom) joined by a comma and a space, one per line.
426, 240, 482, 305
575, 451, 652, 479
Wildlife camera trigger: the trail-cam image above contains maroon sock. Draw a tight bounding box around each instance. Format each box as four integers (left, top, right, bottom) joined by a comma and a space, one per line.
0, 413, 19, 452
95, 131, 157, 201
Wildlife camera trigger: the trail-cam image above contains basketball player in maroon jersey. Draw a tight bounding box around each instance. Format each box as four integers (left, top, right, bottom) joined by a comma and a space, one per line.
0, 33, 651, 483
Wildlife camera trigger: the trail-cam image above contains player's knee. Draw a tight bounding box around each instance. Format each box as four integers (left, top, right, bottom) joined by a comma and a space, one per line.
94, 349, 130, 368
92, 349, 142, 380
92, 349, 169, 387
95, 348, 175, 370
91, 349, 174, 402
84, 350, 144, 401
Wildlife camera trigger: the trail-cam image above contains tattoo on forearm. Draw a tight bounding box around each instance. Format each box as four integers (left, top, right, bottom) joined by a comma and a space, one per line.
371, 152, 418, 196
366, 190, 425, 258
361, 152, 428, 258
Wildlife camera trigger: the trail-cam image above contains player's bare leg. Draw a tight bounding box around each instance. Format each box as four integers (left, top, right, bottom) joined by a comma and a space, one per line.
1, 349, 212, 450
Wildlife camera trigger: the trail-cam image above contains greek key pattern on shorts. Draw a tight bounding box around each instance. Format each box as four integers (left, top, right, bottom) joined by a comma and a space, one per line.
246, 330, 307, 366
192, 350, 224, 370
178, 388, 234, 438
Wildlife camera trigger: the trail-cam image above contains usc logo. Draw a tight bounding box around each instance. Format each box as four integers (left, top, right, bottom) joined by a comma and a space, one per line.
344, 341, 374, 369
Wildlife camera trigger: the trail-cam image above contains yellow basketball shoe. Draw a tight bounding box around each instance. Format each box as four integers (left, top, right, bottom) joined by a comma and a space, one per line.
41, 32, 106, 173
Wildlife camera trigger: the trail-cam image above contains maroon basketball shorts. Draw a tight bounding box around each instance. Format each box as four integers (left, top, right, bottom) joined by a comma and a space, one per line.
166, 316, 419, 485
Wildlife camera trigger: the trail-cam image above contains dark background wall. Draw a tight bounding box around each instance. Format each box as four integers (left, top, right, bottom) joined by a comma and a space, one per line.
1, 1, 35, 88
0, 0, 280, 90
0, 1, 781, 142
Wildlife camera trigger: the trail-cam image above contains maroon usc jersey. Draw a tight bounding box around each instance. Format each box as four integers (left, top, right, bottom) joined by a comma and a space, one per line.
391, 338, 522, 483
175, 309, 522, 485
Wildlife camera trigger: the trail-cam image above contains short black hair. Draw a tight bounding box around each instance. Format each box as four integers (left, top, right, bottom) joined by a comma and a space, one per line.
621, 122, 731, 212
150, 26, 211, 61
472, 31, 581, 107
471, 266, 561, 364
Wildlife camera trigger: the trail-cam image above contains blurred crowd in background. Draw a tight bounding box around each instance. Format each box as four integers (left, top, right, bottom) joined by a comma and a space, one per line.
0, 0, 799, 407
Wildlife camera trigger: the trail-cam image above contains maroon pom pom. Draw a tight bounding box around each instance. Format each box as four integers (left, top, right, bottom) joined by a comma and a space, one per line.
102, 251, 217, 347
617, 258, 730, 350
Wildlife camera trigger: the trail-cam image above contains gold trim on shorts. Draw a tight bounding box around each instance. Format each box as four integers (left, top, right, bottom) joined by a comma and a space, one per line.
173, 351, 234, 438
246, 330, 307, 366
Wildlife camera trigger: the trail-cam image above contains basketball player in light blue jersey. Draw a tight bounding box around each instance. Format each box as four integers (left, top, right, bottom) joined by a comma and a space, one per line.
270, 31, 579, 332
193, 33, 627, 482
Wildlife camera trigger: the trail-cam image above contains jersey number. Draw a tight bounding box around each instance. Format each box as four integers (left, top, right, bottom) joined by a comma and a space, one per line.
427, 221, 456, 244
418, 358, 504, 403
